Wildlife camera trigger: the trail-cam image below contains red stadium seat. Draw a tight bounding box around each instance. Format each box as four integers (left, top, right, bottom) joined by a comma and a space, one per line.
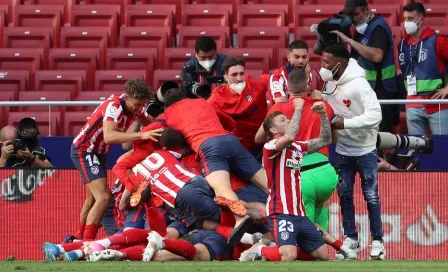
27, 0, 73, 24
163, 48, 195, 70
307, 0, 345, 4
295, 26, 318, 52
222, 48, 272, 73
369, 5, 399, 26
70, 5, 121, 47
434, 26, 448, 37
295, 5, 343, 28
106, 48, 157, 86
119, 26, 171, 68
0, 70, 29, 99
18, 91, 71, 113
178, 26, 230, 52
140, 0, 187, 24
244, 69, 263, 79
0, 10, 4, 46
8, 111, 61, 136
0, 49, 44, 88
423, 5, 448, 26
0, 0, 18, 24
238, 4, 288, 28
0, 90, 14, 128
125, 5, 175, 37
195, 0, 242, 23
369, 0, 408, 4
0, 5, 7, 26
182, 4, 232, 31
34, 70, 86, 97
249, 0, 296, 26
60, 26, 110, 68
95, 70, 146, 91
83, 0, 132, 24
48, 48, 100, 89
153, 69, 182, 90
3, 27, 53, 67
14, 5, 64, 47
74, 90, 121, 111
63, 111, 92, 136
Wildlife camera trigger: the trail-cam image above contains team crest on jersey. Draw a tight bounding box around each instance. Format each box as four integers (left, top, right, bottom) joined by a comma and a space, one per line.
91, 166, 99, 175
272, 81, 280, 91
399, 52, 405, 65
281, 231, 289, 241
246, 94, 253, 102
109, 106, 118, 114
361, 38, 368, 45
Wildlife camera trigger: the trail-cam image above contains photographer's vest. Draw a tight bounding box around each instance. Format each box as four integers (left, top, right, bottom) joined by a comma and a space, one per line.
357, 16, 397, 93
398, 33, 447, 95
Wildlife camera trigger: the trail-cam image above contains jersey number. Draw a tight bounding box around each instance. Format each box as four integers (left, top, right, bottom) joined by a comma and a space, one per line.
278, 220, 294, 232
135, 153, 166, 179
85, 154, 100, 167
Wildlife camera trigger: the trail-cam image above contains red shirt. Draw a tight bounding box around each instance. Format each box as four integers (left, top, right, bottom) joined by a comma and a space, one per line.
208, 76, 268, 150
268, 96, 334, 157
404, 27, 448, 114
263, 139, 308, 217
73, 94, 147, 154
162, 99, 229, 153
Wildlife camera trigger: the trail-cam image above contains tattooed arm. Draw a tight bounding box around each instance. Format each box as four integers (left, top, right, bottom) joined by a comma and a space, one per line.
307, 102, 332, 153
274, 98, 305, 151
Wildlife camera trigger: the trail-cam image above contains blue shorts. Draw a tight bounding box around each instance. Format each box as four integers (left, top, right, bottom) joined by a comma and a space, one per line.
184, 230, 228, 261
166, 205, 198, 227
70, 144, 107, 184
175, 176, 221, 222
101, 195, 122, 236
248, 146, 263, 164
268, 214, 325, 253
198, 134, 262, 182
236, 184, 268, 204
124, 205, 146, 229
145, 207, 190, 237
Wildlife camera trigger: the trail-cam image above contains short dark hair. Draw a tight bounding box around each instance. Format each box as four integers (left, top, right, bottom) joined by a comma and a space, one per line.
262, 111, 283, 138
163, 87, 186, 107
289, 40, 308, 52
159, 127, 186, 150
125, 78, 154, 100
403, 2, 426, 16
195, 36, 217, 53
222, 57, 245, 74
344, 0, 368, 15
288, 69, 308, 94
324, 45, 350, 61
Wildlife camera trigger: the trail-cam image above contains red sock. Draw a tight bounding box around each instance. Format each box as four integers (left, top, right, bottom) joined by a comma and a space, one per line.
215, 225, 233, 239
83, 224, 101, 241
122, 229, 150, 245
145, 203, 167, 237
220, 210, 236, 226
120, 246, 145, 261
164, 239, 196, 260
74, 224, 85, 239
109, 245, 125, 250
108, 233, 126, 246
296, 249, 316, 261
62, 242, 83, 252
331, 240, 343, 251
261, 246, 281, 261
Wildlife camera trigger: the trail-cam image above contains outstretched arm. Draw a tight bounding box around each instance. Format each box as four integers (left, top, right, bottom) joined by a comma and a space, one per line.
307, 102, 332, 153
274, 98, 305, 151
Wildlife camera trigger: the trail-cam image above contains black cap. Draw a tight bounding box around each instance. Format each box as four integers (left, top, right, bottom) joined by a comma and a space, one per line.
343, 0, 368, 15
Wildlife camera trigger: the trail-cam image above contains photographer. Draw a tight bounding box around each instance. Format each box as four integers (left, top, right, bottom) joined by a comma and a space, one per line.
331, 0, 399, 133
0, 123, 53, 168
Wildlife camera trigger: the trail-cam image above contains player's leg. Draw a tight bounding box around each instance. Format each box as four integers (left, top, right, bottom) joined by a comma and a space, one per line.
101, 196, 122, 236
300, 171, 317, 225
295, 216, 328, 261
314, 223, 357, 260
85, 177, 111, 240
123, 204, 146, 231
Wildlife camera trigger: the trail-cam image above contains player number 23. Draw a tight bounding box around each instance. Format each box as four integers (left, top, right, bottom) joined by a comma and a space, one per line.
278, 220, 294, 232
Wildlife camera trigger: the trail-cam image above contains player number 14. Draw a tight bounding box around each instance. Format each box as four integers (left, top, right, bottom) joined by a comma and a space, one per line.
85, 154, 100, 167
278, 220, 294, 232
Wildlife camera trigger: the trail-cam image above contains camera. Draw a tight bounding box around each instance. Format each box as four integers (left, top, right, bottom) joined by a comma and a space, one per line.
181, 65, 225, 99
314, 13, 353, 55
10, 117, 40, 152
7, 138, 27, 153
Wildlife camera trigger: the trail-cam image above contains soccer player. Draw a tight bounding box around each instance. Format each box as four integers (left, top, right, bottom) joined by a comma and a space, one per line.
251, 99, 332, 261
208, 57, 268, 161
70, 79, 163, 241
269, 40, 324, 105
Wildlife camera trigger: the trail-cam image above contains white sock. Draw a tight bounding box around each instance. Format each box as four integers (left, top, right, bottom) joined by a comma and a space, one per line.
56, 245, 65, 253
256, 245, 265, 256
96, 238, 111, 249
74, 250, 83, 259
240, 233, 255, 245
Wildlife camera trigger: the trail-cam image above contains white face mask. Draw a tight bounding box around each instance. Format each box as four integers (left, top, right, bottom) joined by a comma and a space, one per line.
404, 18, 422, 35
319, 63, 340, 82
230, 81, 246, 94
355, 23, 368, 34
198, 59, 215, 71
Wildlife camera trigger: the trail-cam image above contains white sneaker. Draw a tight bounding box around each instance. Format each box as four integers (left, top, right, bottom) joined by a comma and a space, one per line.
89, 249, 123, 262
239, 243, 264, 262
370, 240, 385, 260
339, 244, 357, 260
335, 237, 360, 260
142, 231, 165, 262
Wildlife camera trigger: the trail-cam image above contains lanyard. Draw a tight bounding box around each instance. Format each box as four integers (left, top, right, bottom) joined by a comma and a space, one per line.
409, 40, 421, 75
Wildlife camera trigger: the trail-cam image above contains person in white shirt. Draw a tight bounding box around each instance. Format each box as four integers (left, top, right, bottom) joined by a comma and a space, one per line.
320, 45, 385, 260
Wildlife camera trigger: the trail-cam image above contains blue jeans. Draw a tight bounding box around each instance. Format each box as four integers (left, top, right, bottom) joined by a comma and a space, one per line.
406, 108, 448, 135
335, 150, 383, 241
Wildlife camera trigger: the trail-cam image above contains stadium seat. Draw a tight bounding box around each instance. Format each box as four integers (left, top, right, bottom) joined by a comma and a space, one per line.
73, 90, 121, 111
0, 48, 44, 88
369, 4, 400, 26
8, 111, 61, 136
295, 5, 343, 28
238, 4, 288, 28
244, 69, 263, 79
0, 70, 29, 100
434, 26, 448, 37
95, 70, 146, 91
182, 4, 232, 31
153, 69, 182, 90
48, 48, 100, 89
3, 27, 53, 67
276, 48, 322, 72
18, 90, 71, 113
63, 111, 92, 136
140, 0, 187, 24
0, 90, 14, 128
119, 26, 171, 68
295, 26, 318, 52
178, 26, 230, 52
60, 26, 110, 68
0, 5, 7, 26
106, 48, 157, 86
0, 0, 18, 24
27, 0, 73, 24
163, 48, 195, 70
222, 48, 272, 73
70, 5, 121, 47
423, 5, 448, 26
34, 70, 87, 98
0, 10, 5, 52
195, 0, 242, 23
249, 0, 296, 26
125, 5, 176, 38
14, 5, 64, 47
306, 0, 345, 4
82, 0, 132, 24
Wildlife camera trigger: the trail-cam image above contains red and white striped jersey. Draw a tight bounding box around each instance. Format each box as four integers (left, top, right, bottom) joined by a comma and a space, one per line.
263, 139, 308, 217
131, 149, 196, 208
72, 94, 146, 154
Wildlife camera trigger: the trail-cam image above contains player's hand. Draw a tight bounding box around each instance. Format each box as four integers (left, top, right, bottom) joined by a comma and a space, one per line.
377, 156, 391, 171
311, 101, 326, 115
293, 98, 305, 109
330, 30, 352, 44
139, 128, 164, 142
17, 148, 32, 159
1, 142, 14, 160
331, 115, 345, 129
